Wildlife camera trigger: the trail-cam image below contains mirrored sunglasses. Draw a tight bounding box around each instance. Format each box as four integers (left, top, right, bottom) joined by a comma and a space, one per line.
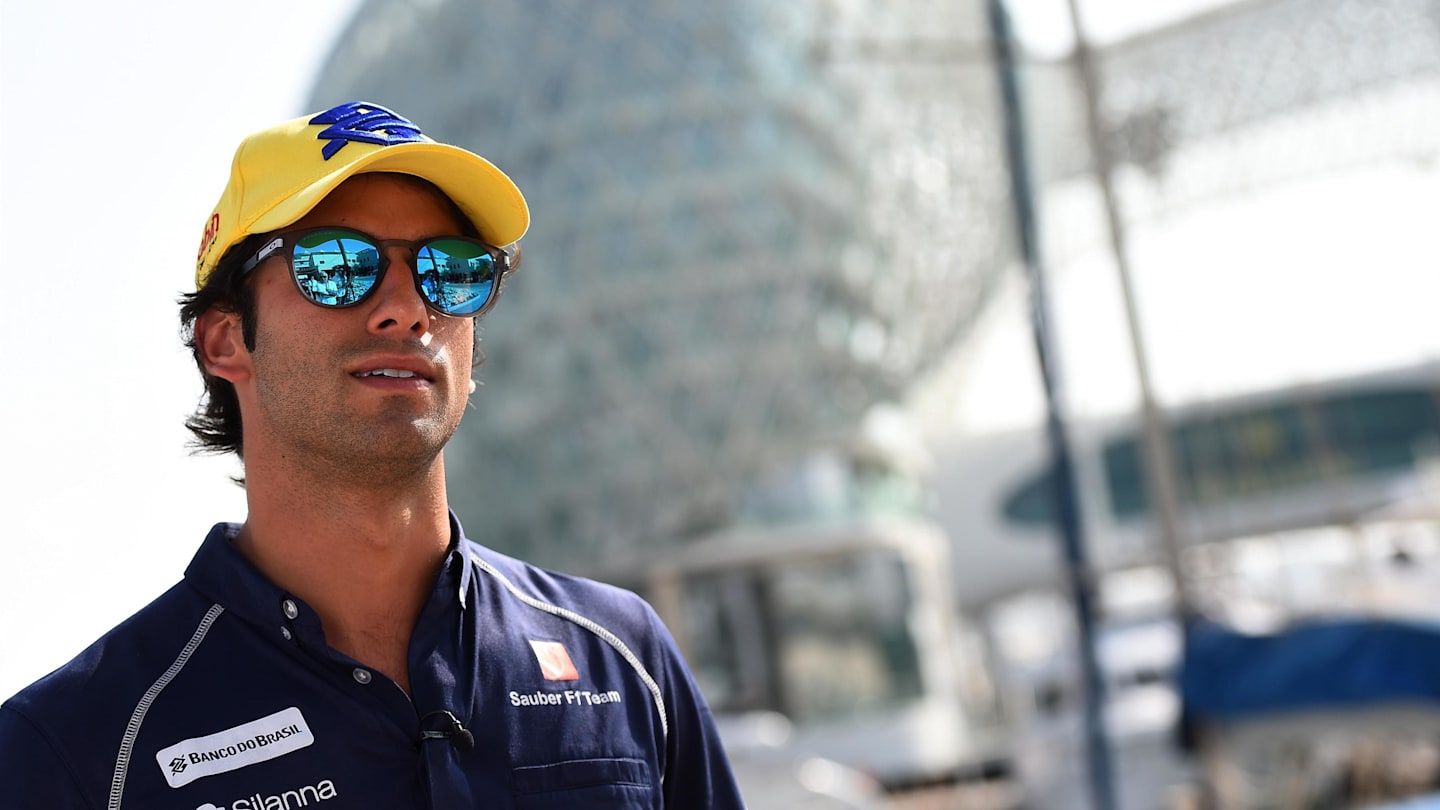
242, 227, 518, 318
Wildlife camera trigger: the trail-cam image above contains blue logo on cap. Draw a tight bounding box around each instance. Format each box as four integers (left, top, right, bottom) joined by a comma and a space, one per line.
309, 102, 425, 161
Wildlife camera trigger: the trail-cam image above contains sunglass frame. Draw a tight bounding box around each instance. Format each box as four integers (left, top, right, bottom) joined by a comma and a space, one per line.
241, 227, 520, 319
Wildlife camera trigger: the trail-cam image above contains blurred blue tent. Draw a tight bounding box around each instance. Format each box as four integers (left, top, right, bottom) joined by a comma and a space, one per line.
1182, 618, 1440, 719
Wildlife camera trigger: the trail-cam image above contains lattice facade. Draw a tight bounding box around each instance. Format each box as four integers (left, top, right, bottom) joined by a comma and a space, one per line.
307, 0, 1440, 568
308, 0, 1014, 565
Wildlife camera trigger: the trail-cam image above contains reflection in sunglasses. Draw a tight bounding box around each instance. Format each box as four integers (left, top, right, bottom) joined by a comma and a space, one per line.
244, 227, 513, 318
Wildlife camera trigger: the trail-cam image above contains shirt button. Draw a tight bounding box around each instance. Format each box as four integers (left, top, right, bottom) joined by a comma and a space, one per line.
352, 668, 372, 685
280, 627, 293, 641
282, 599, 300, 620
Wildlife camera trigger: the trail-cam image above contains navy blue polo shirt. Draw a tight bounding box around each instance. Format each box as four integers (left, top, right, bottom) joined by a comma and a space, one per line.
0, 518, 745, 809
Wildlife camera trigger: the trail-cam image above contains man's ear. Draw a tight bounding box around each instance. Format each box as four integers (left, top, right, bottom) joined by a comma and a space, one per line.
195, 308, 252, 384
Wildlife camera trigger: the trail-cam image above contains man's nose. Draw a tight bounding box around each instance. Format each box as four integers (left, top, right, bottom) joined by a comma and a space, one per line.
365, 249, 429, 335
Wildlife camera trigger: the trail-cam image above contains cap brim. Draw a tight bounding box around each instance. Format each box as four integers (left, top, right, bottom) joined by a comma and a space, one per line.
250, 141, 529, 246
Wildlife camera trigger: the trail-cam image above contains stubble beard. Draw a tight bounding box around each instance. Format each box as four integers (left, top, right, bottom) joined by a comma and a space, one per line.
249, 342, 463, 490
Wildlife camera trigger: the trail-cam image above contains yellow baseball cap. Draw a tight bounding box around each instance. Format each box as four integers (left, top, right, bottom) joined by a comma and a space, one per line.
194, 101, 529, 288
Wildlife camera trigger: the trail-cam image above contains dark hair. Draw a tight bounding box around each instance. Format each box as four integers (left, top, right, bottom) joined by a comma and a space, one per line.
177, 173, 493, 463
179, 233, 269, 459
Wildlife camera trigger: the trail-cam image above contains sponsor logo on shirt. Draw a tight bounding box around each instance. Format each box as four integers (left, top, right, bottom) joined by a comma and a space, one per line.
510, 688, 623, 707
528, 640, 580, 681
156, 707, 315, 788
193, 777, 337, 810
513, 641, 621, 710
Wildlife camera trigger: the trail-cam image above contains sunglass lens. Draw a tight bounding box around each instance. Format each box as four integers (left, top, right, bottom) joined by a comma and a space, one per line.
291, 230, 380, 307
415, 239, 498, 315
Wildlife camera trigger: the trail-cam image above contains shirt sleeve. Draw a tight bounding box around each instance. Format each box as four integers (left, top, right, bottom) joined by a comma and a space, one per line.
643, 607, 748, 809
0, 703, 96, 810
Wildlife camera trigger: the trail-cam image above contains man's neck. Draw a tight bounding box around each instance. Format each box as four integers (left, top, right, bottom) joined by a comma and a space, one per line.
235, 456, 454, 694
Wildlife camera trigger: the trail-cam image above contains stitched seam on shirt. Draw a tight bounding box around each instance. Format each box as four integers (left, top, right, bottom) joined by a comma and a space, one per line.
470, 554, 670, 748
109, 604, 225, 810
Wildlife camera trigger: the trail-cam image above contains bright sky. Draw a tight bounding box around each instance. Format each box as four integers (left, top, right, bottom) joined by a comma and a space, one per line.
3, 0, 1428, 701
0, 0, 364, 698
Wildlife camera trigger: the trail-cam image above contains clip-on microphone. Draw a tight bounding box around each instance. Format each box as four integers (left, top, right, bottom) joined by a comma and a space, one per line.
419, 709, 475, 753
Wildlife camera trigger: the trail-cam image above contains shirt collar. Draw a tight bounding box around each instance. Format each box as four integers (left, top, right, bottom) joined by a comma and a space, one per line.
183, 513, 476, 643
442, 510, 475, 610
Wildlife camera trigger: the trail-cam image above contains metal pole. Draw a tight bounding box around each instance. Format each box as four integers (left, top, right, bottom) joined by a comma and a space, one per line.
1061, 0, 1195, 618
987, 3, 1117, 807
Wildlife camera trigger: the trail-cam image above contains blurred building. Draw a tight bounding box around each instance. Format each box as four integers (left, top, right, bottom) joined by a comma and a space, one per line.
919, 2, 1440, 806
308, 0, 1015, 568
305, 0, 1440, 579
304, 0, 1440, 805
911, 0, 1440, 607
307, 0, 1440, 582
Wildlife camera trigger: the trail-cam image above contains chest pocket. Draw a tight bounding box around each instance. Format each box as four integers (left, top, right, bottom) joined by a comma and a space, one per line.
512, 757, 655, 809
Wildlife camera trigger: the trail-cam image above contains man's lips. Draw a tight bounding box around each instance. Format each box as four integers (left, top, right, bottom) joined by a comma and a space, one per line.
347, 357, 437, 383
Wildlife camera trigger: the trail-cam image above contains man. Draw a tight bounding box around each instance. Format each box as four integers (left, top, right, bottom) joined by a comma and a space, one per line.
0, 101, 746, 809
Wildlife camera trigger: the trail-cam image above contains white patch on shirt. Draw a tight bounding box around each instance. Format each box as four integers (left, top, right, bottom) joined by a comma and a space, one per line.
155, 707, 315, 788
